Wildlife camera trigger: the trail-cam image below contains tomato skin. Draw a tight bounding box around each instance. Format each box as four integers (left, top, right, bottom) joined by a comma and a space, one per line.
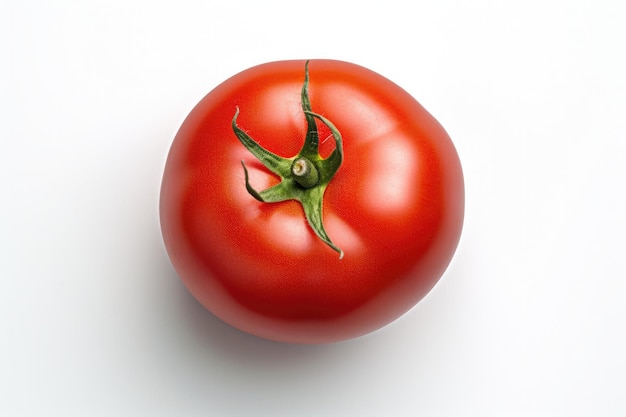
160, 60, 464, 344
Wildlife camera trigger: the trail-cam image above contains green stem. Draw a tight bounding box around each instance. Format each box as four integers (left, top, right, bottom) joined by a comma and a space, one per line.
291, 157, 319, 188
231, 61, 344, 258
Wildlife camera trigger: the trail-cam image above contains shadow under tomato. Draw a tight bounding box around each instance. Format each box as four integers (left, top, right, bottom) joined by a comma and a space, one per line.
167, 267, 344, 369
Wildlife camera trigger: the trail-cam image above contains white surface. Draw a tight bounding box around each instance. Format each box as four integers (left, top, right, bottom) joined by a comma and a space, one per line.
2, 1, 625, 415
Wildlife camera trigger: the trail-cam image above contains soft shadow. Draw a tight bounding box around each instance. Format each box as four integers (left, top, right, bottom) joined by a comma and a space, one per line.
167, 267, 353, 369
146, 229, 359, 372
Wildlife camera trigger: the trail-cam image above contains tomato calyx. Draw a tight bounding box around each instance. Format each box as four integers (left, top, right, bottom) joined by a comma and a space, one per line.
232, 61, 345, 258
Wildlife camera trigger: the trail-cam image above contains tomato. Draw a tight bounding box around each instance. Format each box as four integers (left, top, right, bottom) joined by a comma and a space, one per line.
160, 60, 464, 344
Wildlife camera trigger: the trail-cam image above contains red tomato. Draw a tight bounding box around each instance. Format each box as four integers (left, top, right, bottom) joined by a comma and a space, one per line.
160, 60, 464, 344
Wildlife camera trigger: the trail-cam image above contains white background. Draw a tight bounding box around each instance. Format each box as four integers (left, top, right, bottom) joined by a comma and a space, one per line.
2, 0, 625, 415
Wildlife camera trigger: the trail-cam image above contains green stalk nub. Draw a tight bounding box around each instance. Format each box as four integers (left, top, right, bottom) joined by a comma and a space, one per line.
291, 157, 319, 188
231, 61, 344, 258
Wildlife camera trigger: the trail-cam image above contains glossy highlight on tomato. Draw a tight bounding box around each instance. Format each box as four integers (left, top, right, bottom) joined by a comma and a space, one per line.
160, 60, 464, 344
